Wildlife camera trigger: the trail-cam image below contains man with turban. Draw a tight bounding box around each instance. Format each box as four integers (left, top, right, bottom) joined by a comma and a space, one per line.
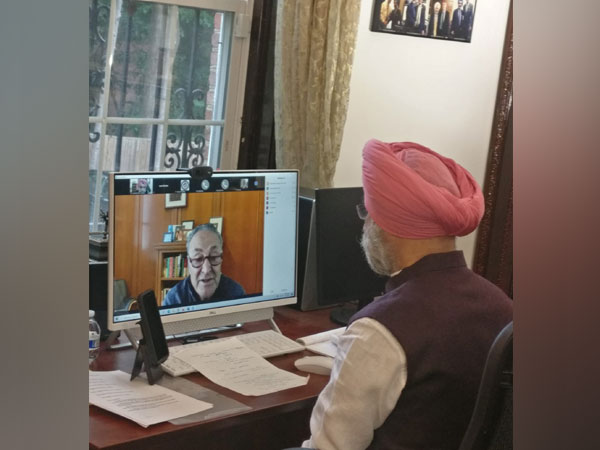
301, 140, 513, 450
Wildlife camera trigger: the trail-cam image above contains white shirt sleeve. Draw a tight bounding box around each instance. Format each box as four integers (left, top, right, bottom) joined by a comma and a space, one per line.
301, 317, 408, 450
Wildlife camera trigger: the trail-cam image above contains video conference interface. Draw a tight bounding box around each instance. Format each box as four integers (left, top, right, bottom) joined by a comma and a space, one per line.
111, 171, 298, 325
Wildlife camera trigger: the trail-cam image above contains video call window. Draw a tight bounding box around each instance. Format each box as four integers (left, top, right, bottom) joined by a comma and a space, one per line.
113, 188, 265, 313
109, 171, 298, 333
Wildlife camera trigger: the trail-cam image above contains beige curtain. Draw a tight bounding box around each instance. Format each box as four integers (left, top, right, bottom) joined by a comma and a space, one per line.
274, 0, 361, 188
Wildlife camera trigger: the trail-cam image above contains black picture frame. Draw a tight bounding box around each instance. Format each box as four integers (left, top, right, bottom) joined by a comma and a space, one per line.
370, 0, 477, 43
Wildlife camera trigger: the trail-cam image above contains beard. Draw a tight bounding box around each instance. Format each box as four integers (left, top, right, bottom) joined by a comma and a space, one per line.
360, 218, 396, 276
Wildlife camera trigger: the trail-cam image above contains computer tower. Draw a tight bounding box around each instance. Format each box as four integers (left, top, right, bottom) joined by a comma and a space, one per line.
89, 260, 111, 339
295, 187, 385, 311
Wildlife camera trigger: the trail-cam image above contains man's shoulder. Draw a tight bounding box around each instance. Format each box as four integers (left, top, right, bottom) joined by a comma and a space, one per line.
219, 275, 245, 295
350, 290, 401, 324
352, 265, 510, 320
163, 278, 191, 305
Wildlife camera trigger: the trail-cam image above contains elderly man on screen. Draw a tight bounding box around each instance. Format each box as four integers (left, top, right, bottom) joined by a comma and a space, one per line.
301, 140, 513, 450
163, 223, 245, 306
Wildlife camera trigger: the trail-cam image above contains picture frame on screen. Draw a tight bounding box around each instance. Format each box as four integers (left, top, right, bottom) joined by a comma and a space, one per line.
174, 226, 185, 241
165, 193, 186, 208
209, 217, 223, 234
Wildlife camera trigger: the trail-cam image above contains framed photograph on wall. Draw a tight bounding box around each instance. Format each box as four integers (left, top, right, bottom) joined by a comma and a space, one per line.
370, 0, 476, 43
182, 220, 195, 230
209, 217, 223, 235
165, 192, 186, 208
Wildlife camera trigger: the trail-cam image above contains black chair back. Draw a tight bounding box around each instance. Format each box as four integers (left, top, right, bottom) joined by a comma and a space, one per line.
459, 321, 513, 450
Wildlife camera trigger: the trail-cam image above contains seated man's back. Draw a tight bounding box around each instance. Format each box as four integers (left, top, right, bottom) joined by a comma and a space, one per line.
351, 250, 512, 449
302, 140, 513, 450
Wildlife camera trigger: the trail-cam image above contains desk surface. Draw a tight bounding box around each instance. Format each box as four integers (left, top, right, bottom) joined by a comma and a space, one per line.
89, 306, 339, 450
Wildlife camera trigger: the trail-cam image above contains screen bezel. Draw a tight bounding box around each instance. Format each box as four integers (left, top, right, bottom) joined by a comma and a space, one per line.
107, 169, 299, 332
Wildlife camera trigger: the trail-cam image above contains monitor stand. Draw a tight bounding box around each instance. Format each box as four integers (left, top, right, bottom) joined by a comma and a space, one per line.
329, 298, 374, 326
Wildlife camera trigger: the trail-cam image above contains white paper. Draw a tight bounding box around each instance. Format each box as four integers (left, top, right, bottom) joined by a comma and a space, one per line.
176, 337, 309, 396
296, 327, 345, 346
89, 370, 213, 427
305, 341, 338, 358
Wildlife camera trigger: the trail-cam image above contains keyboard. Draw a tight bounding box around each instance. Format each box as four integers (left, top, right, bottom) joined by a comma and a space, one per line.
161, 329, 305, 377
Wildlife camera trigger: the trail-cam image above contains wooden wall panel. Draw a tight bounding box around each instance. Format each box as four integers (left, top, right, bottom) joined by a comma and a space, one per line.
114, 195, 137, 293
180, 193, 216, 226
136, 195, 178, 296
114, 190, 265, 299
114, 194, 177, 297
220, 191, 264, 295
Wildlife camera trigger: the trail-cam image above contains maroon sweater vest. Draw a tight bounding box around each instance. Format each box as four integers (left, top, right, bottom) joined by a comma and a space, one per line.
350, 251, 513, 450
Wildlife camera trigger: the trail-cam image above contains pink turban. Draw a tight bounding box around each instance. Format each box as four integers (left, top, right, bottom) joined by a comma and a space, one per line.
362, 139, 484, 238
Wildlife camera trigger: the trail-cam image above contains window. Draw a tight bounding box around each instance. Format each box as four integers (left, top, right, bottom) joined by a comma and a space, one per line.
89, 0, 252, 231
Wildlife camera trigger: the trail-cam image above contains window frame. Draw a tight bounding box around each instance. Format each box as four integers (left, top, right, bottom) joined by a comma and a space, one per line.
89, 0, 253, 231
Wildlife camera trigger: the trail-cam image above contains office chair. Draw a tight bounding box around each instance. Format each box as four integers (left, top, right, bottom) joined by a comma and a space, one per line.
459, 321, 514, 450
113, 279, 138, 311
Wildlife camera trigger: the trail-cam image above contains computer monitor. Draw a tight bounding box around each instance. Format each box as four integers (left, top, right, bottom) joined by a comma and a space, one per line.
297, 187, 386, 324
107, 170, 298, 344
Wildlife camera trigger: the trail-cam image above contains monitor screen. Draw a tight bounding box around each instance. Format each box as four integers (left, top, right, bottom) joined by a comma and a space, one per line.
107, 170, 298, 335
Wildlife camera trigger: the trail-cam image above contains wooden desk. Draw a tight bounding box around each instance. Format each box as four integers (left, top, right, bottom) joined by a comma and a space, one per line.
89, 306, 338, 450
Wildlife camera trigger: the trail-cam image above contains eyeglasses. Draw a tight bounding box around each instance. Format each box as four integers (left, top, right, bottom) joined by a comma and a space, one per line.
356, 202, 368, 220
188, 254, 223, 268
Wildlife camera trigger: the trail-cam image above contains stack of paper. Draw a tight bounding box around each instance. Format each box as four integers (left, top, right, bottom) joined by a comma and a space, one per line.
176, 337, 309, 396
296, 327, 345, 358
89, 370, 213, 427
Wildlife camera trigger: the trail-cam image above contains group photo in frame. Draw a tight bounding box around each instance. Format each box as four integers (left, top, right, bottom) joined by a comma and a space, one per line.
370, 0, 476, 43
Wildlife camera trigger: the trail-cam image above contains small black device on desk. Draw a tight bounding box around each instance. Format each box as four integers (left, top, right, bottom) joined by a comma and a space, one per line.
131, 289, 169, 385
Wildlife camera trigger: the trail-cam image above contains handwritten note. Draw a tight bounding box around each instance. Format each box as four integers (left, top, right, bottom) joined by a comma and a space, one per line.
89, 370, 213, 427
176, 337, 309, 396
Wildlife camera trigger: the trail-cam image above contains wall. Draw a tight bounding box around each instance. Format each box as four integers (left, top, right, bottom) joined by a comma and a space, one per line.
333, 0, 511, 266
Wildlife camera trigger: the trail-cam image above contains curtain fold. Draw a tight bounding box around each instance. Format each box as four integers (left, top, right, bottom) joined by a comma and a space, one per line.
274, 0, 361, 188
